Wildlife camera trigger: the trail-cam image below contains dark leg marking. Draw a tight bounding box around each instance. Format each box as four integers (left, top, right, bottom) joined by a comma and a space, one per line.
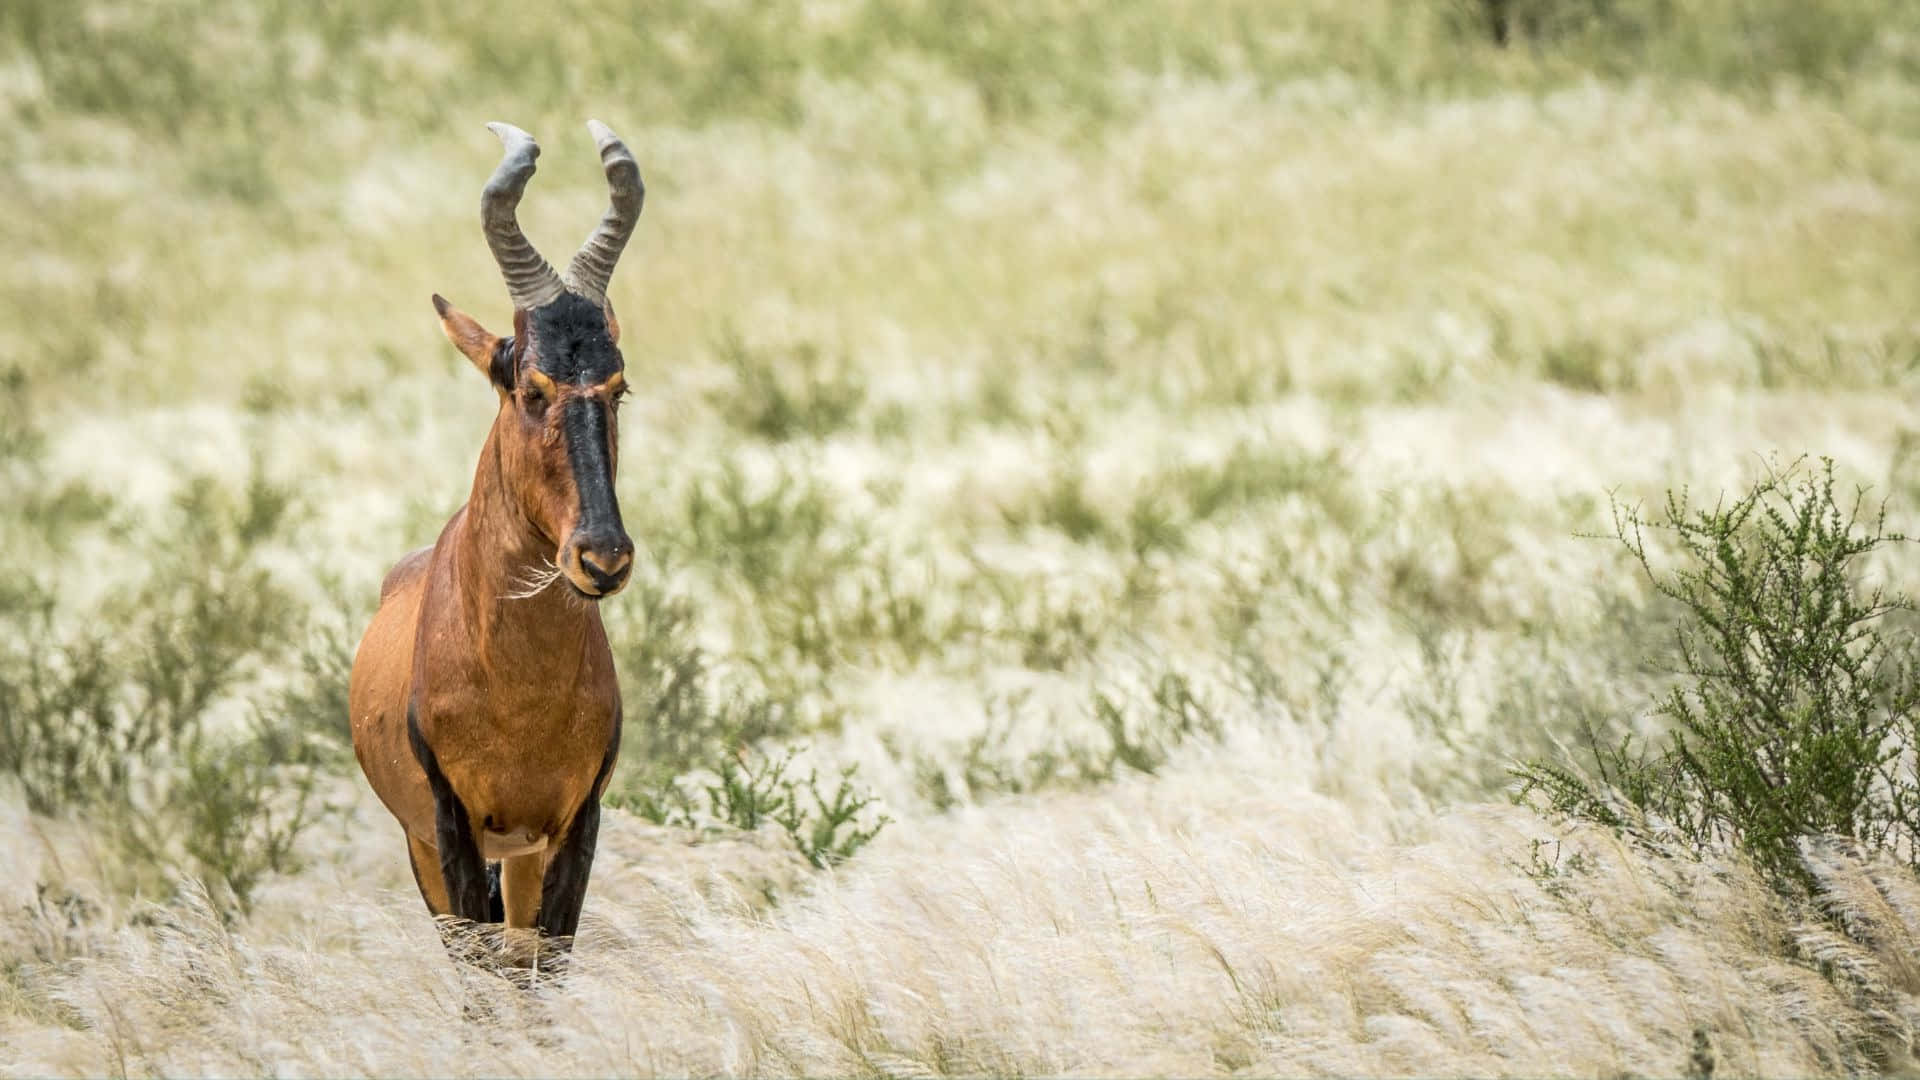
487, 861, 505, 923
536, 711, 622, 943
535, 801, 601, 942
408, 703, 491, 922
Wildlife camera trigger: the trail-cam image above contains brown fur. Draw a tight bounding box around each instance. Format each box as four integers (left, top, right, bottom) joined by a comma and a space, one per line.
349, 298, 627, 943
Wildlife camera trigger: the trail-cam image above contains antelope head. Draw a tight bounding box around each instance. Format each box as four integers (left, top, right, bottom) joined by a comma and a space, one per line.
435, 121, 643, 599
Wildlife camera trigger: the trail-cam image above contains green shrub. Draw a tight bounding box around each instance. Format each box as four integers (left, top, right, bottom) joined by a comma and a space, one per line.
773, 760, 892, 870
603, 569, 797, 800
0, 384, 336, 909
1517, 458, 1920, 894
673, 746, 890, 869
681, 461, 871, 608
610, 742, 891, 870
712, 330, 867, 443
602, 572, 889, 868
263, 613, 360, 766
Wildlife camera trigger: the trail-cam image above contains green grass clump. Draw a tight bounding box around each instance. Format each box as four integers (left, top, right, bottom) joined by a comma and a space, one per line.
645, 747, 891, 870
1518, 458, 1920, 894
1001, 464, 1115, 547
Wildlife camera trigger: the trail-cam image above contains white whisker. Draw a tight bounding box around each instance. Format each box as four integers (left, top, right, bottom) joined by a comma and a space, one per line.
500, 557, 564, 601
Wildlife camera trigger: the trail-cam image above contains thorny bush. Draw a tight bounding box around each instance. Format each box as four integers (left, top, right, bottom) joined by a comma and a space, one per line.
1518, 458, 1920, 895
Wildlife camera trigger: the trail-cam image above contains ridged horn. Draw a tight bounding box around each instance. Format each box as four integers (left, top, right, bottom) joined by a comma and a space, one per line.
563, 119, 645, 309
480, 122, 565, 312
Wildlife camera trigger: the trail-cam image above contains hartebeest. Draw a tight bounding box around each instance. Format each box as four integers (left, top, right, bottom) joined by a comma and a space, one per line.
350, 121, 642, 961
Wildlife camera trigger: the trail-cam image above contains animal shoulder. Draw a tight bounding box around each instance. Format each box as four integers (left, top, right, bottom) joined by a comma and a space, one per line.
380, 546, 433, 601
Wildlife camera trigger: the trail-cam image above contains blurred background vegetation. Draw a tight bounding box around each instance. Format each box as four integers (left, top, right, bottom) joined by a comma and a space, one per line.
1, 0, 1914, 410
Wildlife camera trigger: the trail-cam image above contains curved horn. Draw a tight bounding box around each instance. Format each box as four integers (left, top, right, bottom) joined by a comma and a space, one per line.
481, 122, 565, 311
563, 119, 645, 308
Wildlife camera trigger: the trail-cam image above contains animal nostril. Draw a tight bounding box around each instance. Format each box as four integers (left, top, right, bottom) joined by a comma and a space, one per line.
579, 549, 631, 587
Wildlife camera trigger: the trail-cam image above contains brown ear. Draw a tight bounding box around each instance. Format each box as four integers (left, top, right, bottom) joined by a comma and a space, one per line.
603, 303, 621, 346
433, 294, 510, 388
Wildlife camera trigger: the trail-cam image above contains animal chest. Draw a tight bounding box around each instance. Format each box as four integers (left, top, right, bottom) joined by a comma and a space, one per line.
426, 683, 618, 834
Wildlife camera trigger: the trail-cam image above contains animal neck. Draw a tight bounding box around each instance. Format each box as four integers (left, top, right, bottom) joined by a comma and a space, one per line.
452, 415, 597, 673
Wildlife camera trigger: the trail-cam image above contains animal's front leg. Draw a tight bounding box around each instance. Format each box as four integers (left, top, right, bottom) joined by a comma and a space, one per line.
407, 706, 491, 921
535, 796, 600, 943
431, 794, 490, 921
537, 712, 620, 950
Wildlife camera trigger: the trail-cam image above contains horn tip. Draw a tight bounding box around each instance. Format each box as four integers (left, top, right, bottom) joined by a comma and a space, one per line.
486, 121, 538, 150
431, 293, 451, 318
586, 118, 619, 147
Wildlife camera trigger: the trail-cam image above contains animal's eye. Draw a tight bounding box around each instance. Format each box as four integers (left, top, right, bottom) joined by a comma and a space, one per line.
522, 385, 544, 407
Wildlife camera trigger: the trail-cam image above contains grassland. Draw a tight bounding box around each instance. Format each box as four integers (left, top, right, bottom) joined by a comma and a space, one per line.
5, 0, 1920, 1074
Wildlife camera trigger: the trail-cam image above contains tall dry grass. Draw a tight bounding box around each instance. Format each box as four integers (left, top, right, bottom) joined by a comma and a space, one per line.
11, 763, 1920, 1075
